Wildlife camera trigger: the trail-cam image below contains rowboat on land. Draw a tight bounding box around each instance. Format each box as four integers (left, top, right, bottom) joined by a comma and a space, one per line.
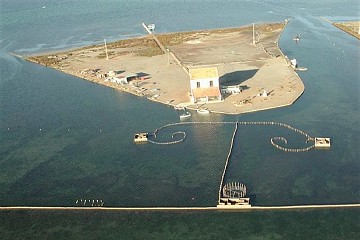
180, 112, 191, 119
197, 108, 210, 114
174, 105, 185, 110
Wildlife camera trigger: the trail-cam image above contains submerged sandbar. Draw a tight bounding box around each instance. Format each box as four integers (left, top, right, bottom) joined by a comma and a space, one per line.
26, 21, 304, 114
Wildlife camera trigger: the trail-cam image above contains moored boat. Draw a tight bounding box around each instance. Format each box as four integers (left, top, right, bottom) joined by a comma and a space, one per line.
293, 35, 300, 41
174, 105, 185, 110
179, 112, 191, 119
197, 108, 210, 114
147, 24, 156, 31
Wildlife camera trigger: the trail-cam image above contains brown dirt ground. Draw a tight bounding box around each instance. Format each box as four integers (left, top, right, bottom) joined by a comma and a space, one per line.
333, 21, 360, 40
26, 22, 304, 115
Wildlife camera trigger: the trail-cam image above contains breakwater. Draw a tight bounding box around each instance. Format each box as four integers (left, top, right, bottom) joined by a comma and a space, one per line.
218, 122, 239, 203
1, 204, 359, 212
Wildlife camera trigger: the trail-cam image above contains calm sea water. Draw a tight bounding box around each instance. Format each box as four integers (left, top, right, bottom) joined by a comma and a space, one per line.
0, 0, 359, 238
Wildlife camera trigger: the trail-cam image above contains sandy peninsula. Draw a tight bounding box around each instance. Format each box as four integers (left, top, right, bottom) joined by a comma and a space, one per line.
26, 21, 304, 114
333, 21, 360, 40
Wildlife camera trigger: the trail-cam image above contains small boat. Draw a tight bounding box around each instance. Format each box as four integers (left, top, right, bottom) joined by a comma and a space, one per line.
293, 35, 300, 41
179, 112, 191, 119
295, 67, 308, 71
174, 105, 185, 110
197, 108, 210, 114
147, 24, 156, 31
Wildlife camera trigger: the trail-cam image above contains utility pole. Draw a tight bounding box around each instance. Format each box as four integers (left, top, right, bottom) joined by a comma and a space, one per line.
104, 39, 109, 60
166, 48, 170, 65
252, 23, 256, 46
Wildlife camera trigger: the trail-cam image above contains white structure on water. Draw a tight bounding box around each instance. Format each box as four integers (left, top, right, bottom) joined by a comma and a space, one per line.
189, 67, 222, 103
218, 182, 251, 208
147, 24, 156, 31
315, 137, 331, 148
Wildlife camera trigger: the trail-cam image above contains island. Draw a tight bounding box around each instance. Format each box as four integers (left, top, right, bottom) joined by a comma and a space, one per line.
26, 21, 304, 114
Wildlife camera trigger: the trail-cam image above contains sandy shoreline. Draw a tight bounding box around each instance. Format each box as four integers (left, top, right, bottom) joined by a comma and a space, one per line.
24, 21, 305, 115
333, 21, 360, 40
320, 17, 360, 40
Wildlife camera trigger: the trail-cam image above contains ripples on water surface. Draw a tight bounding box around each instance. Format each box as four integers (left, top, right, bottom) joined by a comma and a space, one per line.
0, 0, 359, 237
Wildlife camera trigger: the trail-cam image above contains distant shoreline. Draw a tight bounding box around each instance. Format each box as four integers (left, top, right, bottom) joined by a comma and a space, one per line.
333, 22, 360, 40
320, 17, 360, 40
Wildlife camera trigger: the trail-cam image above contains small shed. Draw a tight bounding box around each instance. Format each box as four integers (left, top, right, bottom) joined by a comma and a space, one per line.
221, 85, 243, 94
107, 72, 138, 85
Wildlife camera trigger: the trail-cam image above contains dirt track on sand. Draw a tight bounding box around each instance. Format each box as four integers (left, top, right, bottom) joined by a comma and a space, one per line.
27, 22, 304, 115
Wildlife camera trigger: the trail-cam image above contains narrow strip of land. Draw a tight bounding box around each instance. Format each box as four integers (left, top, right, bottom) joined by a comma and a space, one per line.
218, 122, 238, 203
1, 204, 359, 212
320, 17, 360, 40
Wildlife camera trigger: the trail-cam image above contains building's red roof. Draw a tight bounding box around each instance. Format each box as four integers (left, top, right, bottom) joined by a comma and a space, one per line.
192, 87, 221, 98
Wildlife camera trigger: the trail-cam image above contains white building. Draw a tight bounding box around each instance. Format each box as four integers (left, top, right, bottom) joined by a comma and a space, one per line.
221, 85, 243, 94
105, 71, 138, 85
189, 67, 222, 103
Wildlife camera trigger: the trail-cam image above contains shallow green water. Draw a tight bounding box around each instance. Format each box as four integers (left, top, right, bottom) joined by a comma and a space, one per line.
0, 208, 359, 240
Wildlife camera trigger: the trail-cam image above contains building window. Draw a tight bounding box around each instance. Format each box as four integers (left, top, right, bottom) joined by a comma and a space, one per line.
210, 80, 213, 87
197, 82, 200, 88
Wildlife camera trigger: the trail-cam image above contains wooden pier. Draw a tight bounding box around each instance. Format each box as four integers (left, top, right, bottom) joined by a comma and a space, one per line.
142, 22, 189, 74
142, 22, 167, 54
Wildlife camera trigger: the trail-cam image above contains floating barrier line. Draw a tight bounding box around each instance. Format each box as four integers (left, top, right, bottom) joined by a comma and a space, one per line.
148, 131, 186, 145
149, 121, 315, 152
148, 121, 316, 204
218, 122, 238, 203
